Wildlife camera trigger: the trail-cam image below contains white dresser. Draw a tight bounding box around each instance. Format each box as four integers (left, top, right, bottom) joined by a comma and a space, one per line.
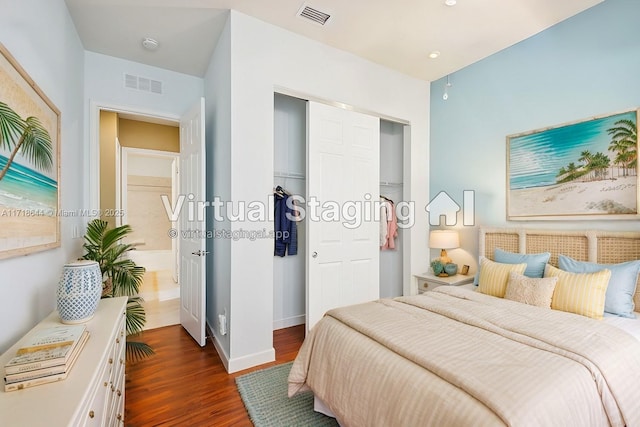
0, 296, 127, 426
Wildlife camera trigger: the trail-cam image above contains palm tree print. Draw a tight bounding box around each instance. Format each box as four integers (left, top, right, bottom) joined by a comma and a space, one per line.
556, 117, 637, 183
0, 101, 53, 181
607, 118, 637, 177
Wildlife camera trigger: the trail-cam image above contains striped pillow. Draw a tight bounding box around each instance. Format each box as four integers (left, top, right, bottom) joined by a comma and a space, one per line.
545, 265, 611, 320
477, 258, 527, 298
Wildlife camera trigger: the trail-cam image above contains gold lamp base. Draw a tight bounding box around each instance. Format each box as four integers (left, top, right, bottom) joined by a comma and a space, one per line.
439, 248, 452, 264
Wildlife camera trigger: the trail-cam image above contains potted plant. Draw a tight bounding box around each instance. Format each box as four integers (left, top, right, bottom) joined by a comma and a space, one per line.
82, 218, 154, 362
430, 259, 444, 276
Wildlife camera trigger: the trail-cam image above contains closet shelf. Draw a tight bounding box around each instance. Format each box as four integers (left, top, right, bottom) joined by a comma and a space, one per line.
274, 171, 306, 180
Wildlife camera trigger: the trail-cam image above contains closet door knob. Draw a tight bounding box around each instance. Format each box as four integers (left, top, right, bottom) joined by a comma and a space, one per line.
312, 252, 318, 258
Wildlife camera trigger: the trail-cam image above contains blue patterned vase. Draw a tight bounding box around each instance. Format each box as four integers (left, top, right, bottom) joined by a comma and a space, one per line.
56, 260, 103, 324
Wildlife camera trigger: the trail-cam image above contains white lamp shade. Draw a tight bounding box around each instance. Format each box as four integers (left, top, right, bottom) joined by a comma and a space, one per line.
429, 230, 459, 249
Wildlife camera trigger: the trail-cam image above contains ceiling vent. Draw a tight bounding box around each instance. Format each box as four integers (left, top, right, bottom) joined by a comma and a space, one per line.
297, 4, 331, 25
124, 73, 163, 94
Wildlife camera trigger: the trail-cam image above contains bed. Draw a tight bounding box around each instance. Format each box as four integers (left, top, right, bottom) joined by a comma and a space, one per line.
288, 228, 640, 427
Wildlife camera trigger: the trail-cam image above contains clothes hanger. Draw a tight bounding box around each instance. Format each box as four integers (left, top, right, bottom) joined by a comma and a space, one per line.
275, 185, 291, 196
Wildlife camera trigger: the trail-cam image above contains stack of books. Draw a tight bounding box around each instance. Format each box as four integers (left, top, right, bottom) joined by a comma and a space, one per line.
3, 324, 90, 392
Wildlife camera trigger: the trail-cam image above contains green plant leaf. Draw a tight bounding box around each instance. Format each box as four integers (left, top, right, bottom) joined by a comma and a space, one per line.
20, 116, 53, 172
0, 101, 25, 151
82, 219, 152, 362
125, 340, 155, 363
126, 297, 147, 336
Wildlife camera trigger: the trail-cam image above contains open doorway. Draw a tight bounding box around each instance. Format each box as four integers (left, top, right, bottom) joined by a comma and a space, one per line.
99, 110, 180, 330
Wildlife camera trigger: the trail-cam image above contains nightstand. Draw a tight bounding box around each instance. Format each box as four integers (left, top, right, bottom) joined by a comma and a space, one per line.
415, 271, 474, 293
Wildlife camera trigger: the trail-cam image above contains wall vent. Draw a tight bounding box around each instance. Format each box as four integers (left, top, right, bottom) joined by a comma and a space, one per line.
297, 4, 331, 25
124, 73, 163, 94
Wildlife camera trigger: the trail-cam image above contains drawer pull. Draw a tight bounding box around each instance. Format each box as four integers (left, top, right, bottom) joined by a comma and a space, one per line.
117, 389, 122, 396
117, 414, 122, 421
116, 338, 120, 344
109, 358, 113, 364
104, 381, 108, 387
89, 410, 95, 419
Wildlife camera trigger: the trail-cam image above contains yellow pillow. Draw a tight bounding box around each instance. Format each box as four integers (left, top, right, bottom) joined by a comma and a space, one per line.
545, 265, 611, 320
477, 258, 527, 298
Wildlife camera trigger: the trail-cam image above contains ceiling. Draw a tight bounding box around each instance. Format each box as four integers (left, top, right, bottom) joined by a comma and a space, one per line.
65, 0, 602, 82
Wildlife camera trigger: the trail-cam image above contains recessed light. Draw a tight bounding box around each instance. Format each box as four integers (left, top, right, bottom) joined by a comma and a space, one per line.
142, 37, 159, 51
429, 51, 441, 59
445, 0, 457, 6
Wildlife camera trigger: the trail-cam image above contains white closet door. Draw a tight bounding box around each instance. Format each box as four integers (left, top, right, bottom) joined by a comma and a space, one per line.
306, 101, 380, 331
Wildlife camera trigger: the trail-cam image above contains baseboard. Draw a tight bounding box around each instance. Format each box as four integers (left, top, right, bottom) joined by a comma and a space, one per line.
207, 321, 230, 372
273, 314, 305, 330
207, 320, 276, 373
228, 348, 276, 374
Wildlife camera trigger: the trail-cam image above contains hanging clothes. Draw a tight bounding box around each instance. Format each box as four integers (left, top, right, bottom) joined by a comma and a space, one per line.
381, 198, 398, 250
379, 196, 389, 246
274, 190, 298, 257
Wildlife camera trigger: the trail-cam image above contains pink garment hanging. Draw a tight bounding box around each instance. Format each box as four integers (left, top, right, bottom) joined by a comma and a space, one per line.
379, 198, 389, 246
381, 201, 398, 250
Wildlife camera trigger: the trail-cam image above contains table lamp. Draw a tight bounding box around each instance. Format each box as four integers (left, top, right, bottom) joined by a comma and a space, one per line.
429, 230, 459, 264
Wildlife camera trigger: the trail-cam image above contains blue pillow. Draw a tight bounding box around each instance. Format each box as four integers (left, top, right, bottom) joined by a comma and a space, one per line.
494, 248, 550, 279
558, 254, 640, 319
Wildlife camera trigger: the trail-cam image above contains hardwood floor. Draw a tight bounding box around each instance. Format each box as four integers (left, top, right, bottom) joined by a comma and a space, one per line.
125, 324, 305, 426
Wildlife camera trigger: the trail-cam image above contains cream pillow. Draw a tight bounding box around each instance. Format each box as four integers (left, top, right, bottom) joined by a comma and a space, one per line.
504, 271, 558, 308
545, 265, 611, 320
477, 258, 527, 298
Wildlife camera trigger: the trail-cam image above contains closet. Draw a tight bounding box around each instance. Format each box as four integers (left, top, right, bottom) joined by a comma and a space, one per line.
379, 120, 405, 298
273, 93, 406, 331
273, 94, 306, 330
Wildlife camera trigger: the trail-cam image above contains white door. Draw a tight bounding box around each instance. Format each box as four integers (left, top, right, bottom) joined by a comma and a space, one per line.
179, 98, 207, 346
306, 101, 380, 331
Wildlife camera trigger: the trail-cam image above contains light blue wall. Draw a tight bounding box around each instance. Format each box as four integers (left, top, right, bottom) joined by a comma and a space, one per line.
204, 14, 232, 360
430, 0, 640, 262
0, 0, 85, 353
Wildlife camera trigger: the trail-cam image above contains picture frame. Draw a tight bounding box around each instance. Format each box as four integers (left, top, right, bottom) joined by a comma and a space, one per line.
507, 109, 639, 220
0, 43, 61, 259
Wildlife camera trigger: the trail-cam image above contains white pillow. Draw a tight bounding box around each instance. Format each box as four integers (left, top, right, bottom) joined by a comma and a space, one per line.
504, 271, 558, 308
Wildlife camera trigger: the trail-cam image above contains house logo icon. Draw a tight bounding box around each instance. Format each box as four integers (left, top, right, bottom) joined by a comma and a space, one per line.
425, 190, 475, 226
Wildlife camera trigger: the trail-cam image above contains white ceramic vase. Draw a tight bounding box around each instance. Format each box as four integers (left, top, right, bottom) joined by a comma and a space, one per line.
56, 260, 103, 324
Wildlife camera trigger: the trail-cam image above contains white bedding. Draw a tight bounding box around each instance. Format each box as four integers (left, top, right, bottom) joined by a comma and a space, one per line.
604, 314, 640, 341
292, 287, 640, 426
462, 282, 640, 341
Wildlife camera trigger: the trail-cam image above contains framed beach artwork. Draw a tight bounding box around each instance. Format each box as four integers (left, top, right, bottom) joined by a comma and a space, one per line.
0, 44, 60, 259
507, 109, 639, 220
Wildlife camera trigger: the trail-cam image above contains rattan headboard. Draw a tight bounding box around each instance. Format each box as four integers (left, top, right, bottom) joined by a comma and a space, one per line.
479, 228, 640, 311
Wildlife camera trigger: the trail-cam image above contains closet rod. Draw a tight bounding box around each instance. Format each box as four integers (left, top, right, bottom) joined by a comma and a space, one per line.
274, 171, 306, 180
380, 181, 403, 187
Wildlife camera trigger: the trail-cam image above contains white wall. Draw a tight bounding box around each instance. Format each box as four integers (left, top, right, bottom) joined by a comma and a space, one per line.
128, 154, 173, 178
0, 0, 85, 353
84, 51, 204, 116
213, 11, 431, 372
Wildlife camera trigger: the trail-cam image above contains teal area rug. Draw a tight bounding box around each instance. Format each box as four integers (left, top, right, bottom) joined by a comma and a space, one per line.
236, 362, 339, 427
